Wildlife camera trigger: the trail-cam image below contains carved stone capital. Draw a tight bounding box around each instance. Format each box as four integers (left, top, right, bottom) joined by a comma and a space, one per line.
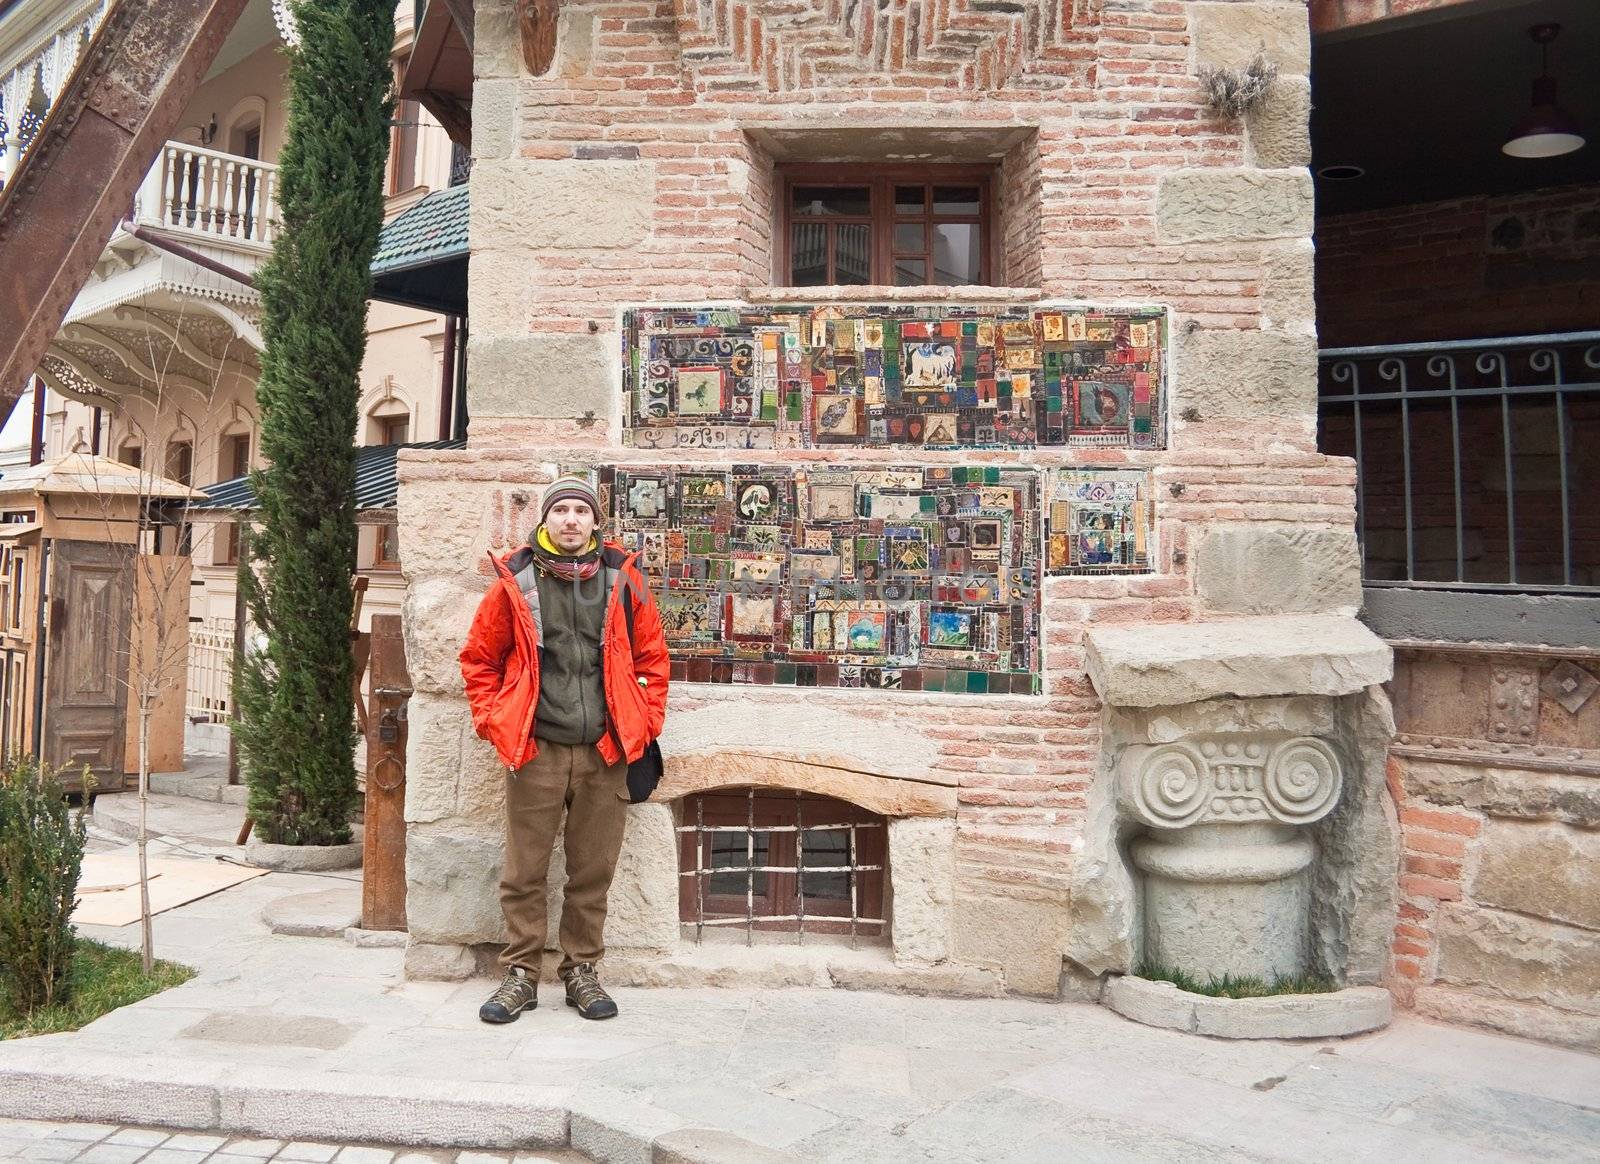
1118, 734, 1344, 830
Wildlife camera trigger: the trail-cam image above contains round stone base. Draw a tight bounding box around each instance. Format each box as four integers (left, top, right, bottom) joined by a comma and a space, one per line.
245, 829, 364, 872
1102, 974, 1392, 1039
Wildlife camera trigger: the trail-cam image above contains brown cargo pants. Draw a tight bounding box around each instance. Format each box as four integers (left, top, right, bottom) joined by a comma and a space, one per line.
499, 739, 629, 976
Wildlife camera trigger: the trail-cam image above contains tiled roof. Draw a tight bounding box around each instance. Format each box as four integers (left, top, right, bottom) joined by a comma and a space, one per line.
371, 183, 469, 276
196, 440, 466, 512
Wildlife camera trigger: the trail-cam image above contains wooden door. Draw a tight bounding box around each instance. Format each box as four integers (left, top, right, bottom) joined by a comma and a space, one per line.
45, 539, 135, 789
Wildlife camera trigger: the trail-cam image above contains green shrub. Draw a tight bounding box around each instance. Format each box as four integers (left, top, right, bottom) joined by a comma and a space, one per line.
1136, 961, 1337, 999
0, 759, 87, 1015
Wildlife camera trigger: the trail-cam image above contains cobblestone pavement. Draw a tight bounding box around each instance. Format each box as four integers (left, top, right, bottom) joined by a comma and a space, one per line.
0, 1120, 587, 1164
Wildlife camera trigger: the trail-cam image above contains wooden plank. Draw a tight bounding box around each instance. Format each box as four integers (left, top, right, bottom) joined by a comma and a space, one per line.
0, 0, 251, 419
362, 614, 410, 932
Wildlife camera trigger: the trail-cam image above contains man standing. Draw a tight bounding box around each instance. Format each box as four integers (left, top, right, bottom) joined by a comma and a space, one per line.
460, 473, 669, 1023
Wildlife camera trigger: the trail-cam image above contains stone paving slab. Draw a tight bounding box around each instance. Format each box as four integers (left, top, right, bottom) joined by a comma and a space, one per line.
0, 1119, 588, 1163
2, 853, 1598, 1163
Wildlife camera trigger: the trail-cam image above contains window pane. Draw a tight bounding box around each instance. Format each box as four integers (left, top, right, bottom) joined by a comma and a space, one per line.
931, 223, 982, 285
801, 828, 852, 902
894, 257, 926, 286
894, 184, 926, 214
834, 223, 871, 284
893, 222, 925, 254
790, 223, 829, 286
708, 831, 769, 897
932, 185, 981, 214
791, 185, 870, 217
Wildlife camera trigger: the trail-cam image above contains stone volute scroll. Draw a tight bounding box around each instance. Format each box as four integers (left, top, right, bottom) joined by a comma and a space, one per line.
1118, 733, 1346, 981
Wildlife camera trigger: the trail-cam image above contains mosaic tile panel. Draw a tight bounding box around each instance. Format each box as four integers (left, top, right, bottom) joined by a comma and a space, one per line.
599, 464, 1043, 695
622, 304, 1167, 451
1047, 469, 1156, 575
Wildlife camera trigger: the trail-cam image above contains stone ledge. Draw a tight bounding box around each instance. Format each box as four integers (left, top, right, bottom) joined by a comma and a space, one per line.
657, 752, 957, 816
1102, 975, 1391, 1039
1085, 614, 1392, 708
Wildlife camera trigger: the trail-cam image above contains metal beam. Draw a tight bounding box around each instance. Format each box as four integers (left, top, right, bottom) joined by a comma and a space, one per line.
0, 0, 252, 425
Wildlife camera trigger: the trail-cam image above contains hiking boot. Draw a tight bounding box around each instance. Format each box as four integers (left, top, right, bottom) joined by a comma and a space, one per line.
562, 962, 618, 1020
479, 967, 538, 1024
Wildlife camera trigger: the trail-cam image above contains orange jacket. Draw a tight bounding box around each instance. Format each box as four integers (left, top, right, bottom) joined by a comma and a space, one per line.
459, 540, 670, 771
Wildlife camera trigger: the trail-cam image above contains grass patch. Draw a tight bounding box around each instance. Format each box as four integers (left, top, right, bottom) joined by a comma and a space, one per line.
1136, 962, 1336, 1000
0, 937, 193, 1039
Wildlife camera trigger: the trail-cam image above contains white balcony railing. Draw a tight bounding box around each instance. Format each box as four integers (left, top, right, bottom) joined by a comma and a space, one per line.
186, 617, 235, 724
132, 141, 279, 249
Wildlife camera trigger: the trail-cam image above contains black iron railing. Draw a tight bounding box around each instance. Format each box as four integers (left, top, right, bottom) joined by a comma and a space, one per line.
1318, 331, 1600, 593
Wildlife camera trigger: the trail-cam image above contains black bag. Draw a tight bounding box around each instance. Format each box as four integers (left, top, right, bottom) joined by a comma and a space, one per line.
617, 572, 663, 804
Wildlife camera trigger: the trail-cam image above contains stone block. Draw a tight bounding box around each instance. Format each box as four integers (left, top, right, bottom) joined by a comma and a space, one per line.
471, 78, 517, 161
456, 733, 510, 823
404, 941, 476, 981
406, 830, 506, 945
1247, 75, 1312, 169
404, 692, 467, 824
466, 333, 614, 422
1102, 975, 1391, 1039
660, 701, 944, 784
1192, 3, 1310, 74
469, 159, 654, 250
1413, 984, 1600, 1054
1085, 614, 1392, 708
888, 817, 955, 964
606, 802, 681, 951
1157, 170, 1312, 243
474, 0, 521, 78
1194, 525, 1361, 615
1472, 819, 1600, 931
260, 888, 361, 939
396, 478, 503, 582
1400, 759, 1600, 828
1177, 327, 1318, 420
467, 249, 534, 340
402, 577, 482, 695
951, 891, 1068, 996
1190, 986, 1390, 1039
1434, 904, 1600, 1016
1261, 241, 1315, 325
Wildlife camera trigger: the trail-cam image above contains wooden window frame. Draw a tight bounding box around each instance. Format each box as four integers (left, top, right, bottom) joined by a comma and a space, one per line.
372, 522, 401, 570
678, 789, 886, 937
778, 163, 1000, 289
165, 439, 193, 487
378, 414, 411, 447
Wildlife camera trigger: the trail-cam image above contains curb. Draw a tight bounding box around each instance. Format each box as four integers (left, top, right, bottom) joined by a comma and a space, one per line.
0, 1052, 800, 1163
1101, 975, 1393, 1039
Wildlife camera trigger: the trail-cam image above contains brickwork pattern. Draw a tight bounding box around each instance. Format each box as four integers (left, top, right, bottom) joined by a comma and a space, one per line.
416, 0, 1362, 994
1316, 183, 1600, 348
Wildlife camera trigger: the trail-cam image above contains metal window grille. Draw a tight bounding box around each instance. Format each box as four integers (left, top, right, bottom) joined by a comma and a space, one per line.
677, 788, 887, 946
1318, 331, 1600, 593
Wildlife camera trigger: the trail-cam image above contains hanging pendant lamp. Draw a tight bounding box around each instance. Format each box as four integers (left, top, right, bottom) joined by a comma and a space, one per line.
1502, 24, 1586, 159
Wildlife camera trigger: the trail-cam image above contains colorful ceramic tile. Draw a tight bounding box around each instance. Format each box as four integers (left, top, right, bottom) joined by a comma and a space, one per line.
1046, 468, 1156, 575
622, 304, 1166, 450
597, 464, 1043, 695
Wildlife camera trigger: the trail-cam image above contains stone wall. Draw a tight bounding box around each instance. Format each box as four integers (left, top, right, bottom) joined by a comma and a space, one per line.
1385, 645, 1600, 1051
397, 0, 1392, 999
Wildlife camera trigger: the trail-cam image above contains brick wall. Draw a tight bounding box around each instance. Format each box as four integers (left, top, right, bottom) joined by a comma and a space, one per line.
1316, 183, 1600, 348
1309, 0, 1478, 36
1384, 646, 1600, 1051
398, 0, 1381, 996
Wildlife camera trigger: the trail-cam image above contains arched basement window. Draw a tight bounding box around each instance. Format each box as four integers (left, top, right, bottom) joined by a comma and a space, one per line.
677, 787, 887, 944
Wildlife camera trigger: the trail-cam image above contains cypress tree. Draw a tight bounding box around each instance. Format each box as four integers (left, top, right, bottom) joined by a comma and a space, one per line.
235, 0, 394, 846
